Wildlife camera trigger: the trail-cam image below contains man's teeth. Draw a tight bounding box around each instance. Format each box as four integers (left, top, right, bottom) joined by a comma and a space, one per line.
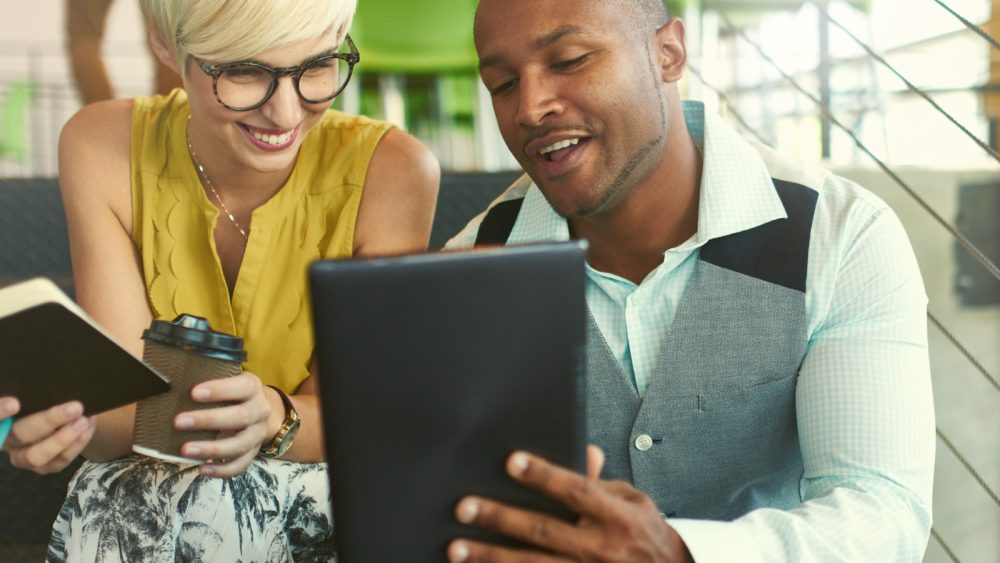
251, 129, 293, 146
539, 138, 580, 156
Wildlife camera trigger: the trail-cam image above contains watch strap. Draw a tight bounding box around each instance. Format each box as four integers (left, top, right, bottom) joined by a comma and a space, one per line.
260, 385, 299, 457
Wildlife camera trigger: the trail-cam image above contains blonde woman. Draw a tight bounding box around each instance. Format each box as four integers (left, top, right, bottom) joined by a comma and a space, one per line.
5, 0, 438, 559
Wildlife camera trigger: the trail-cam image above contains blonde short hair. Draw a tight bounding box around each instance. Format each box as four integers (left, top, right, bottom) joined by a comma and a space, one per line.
141, 0, 356, 64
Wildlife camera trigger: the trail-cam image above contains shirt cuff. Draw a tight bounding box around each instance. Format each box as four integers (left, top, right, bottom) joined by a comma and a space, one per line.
670, 518, 763, 563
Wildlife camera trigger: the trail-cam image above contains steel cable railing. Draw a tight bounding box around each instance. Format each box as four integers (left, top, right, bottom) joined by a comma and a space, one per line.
812, 1, 1000, 167
707, 2, 1000, 285
700, 2, 1000, 559
688, 64, 772, 145
931, 0, 1000, 52
930, 528, 962, 563
927, 313, 1000, 393
706, 4, 1000, 392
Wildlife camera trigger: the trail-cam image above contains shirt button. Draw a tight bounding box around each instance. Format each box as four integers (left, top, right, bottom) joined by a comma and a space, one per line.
634, 434, 654, 451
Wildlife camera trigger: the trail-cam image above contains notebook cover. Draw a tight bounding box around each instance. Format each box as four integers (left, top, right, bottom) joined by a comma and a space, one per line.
0, 281, 170, 418
310, 242, 587, 562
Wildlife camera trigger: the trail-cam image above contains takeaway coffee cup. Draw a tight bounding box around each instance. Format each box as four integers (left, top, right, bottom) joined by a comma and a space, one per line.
132, 314, 246, 464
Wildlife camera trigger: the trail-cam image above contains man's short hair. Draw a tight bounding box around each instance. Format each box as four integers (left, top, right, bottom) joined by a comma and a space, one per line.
623, 0, 671, 26
476, 0, 670, 36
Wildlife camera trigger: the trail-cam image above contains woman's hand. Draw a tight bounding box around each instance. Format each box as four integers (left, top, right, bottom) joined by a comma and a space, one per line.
2, 398, 97, 475
173, 371, 274, 478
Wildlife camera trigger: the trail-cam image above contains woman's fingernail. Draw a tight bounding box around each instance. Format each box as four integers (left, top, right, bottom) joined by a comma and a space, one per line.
70, 417, 89, 432
457, 500, 479, 523
192, 387, 210, 400
0, 398, 17, 417
175, 415, 194, 429
62, 402, 83, 419
200, 465, 214, 476
185, 445, 202, 457
450, 541, 469, 562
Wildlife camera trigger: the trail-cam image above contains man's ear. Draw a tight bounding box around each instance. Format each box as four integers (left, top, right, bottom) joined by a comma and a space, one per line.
655, 18, 687, 84
147, 28, 182, 76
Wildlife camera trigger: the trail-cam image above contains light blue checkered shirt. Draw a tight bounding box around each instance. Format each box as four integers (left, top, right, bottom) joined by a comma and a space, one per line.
447, 101, 935, 562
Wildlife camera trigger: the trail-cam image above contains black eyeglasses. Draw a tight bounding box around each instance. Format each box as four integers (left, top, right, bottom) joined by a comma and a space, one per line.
194, 35, 360, 112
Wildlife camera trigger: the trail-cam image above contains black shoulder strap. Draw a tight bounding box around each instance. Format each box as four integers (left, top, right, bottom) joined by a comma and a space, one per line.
474, 198, 524, 246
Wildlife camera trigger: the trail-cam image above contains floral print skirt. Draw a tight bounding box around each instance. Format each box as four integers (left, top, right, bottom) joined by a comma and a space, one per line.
47, 455, 335, 562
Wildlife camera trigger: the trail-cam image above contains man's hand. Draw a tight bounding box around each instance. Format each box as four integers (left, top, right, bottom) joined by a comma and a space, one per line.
448, 445, 694, 563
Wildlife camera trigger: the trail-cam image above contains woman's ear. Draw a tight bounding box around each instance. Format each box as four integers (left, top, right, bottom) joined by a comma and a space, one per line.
655, 18, 687, 84
147, 28, 182, 76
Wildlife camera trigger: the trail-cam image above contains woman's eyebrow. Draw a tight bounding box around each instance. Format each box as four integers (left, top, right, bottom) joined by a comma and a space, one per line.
240, 48, 340, 68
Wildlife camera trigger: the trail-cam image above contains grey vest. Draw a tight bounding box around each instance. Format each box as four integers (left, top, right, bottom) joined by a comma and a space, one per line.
476, 179, 818, 521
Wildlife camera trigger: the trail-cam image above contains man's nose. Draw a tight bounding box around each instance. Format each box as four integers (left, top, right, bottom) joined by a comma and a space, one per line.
514, 74, 563, 129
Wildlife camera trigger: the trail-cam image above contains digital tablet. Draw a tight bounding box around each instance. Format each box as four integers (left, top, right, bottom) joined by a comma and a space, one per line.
309, 242, 588, 562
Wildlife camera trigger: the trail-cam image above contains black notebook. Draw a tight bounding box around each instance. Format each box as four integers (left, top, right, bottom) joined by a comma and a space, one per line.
309, 242, 588, 563
0, 278, 170, 418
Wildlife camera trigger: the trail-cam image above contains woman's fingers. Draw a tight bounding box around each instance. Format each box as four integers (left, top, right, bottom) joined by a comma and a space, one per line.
175, 401, 268, 433
8, 416, 96, 474
167, 371, 275, 479
36, 417, 98, 474
181, 425, 267, 463
0, 396, 20, 419
9, 401, 84, 446
189, 372, 261, 403
198, 447, 259, 478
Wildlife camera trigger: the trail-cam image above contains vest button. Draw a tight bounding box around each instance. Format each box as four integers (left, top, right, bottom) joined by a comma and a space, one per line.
634, 434, 654, 451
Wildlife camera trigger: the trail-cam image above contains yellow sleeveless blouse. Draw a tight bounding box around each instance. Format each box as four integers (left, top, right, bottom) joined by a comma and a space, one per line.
130, 89, 392, 393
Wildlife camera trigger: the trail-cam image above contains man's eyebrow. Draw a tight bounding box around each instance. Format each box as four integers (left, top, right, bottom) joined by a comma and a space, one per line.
532, 25, 587, 50
478, 25, 588, 70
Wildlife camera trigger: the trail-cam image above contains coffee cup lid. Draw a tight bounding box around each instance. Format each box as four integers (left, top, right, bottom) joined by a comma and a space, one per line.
142, 314, 247, 363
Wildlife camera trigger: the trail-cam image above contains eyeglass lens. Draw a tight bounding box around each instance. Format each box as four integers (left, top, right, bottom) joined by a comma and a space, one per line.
215, 56, 352, 110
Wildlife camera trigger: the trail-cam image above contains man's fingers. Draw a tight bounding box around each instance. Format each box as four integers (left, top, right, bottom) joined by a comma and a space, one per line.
454, 496, 581, 555
447, 538, 571, 563
10, 401, 84, 445
505, 451, 610, 517
585, 445, 604, 480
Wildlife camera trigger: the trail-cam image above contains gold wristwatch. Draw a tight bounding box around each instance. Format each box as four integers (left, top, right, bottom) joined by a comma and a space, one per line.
260, 385, 300, 458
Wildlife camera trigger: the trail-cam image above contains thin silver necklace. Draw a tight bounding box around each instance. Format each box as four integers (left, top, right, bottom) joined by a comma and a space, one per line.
185, 119, 249, 240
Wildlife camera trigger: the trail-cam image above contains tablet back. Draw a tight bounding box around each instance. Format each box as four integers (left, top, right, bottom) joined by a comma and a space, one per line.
309, 242, 587, 562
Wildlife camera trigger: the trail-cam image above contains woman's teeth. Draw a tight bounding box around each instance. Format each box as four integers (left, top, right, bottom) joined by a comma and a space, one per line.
539, 138, 580, 156
251, 129, 292, 146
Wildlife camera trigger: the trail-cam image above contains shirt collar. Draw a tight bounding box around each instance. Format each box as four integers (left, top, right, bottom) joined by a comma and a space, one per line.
507, 101, 787, 250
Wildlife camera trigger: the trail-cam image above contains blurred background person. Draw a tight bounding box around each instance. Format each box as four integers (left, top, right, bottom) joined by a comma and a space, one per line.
65, 0, 182, 103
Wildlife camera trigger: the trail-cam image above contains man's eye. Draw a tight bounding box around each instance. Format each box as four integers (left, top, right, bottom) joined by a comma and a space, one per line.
552, 54, 589, 71
490, 80, 516, 97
